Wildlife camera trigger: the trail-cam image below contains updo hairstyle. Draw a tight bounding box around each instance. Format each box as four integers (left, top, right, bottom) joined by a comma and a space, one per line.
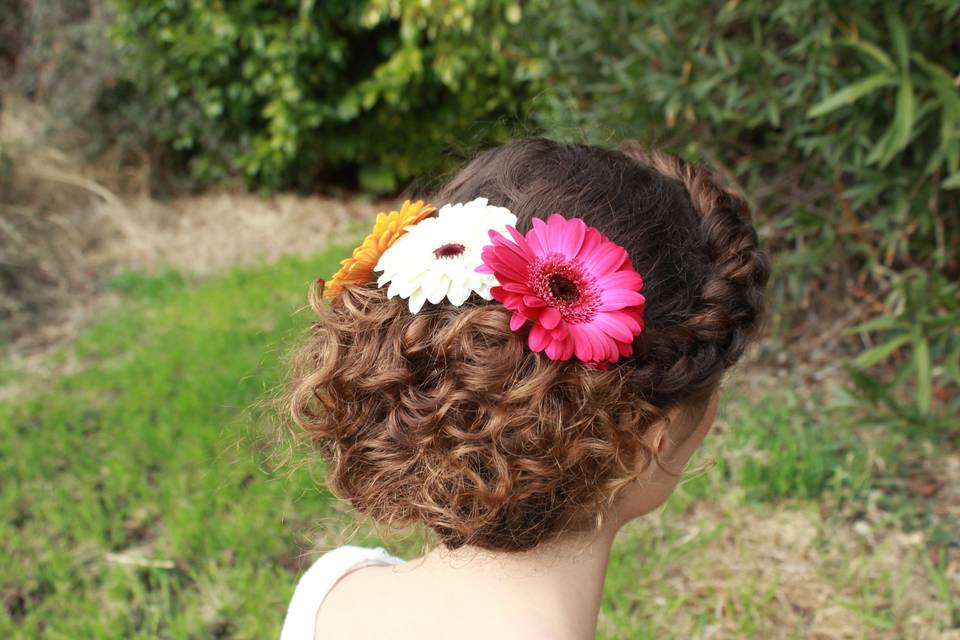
288, 139, 769, 552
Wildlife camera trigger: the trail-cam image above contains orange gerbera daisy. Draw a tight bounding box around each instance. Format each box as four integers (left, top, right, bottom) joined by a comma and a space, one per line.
323, 199, 437, 298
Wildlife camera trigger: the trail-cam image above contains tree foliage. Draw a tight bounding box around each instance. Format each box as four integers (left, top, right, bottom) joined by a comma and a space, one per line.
111, 0, 543, 191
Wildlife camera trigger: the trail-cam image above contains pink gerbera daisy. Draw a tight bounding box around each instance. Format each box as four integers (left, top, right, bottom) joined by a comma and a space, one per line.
477, 214, 646, 366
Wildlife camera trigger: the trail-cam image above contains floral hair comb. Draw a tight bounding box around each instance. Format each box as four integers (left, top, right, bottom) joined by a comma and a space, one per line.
323, 197, 645, 366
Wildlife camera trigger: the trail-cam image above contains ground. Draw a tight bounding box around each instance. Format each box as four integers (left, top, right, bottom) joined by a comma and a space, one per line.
0, 195, 957, 639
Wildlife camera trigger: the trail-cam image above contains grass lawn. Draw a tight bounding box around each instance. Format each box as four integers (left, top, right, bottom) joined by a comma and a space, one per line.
1, 245, 956, 639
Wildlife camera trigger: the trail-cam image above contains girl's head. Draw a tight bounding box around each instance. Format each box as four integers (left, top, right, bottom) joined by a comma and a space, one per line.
288, 138, 769, 552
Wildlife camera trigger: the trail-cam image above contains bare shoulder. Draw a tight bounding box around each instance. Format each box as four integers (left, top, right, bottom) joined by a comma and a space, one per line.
314, 564, 400, 639
315, 563, 580, 640
484, 618, 577, 640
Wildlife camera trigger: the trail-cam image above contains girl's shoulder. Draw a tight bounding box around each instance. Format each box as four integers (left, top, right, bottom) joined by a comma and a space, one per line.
280, 545, 405, 640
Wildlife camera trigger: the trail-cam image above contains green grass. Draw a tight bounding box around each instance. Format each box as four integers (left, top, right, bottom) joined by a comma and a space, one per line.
1, 247, 953, 638
0, 252, 349, 638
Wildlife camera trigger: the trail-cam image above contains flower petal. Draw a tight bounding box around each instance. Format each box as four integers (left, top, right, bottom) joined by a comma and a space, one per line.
425, 276, 450, 304
528, 323, 550, 352
609, 310, 643, 335
596, 270, 644, 292
501, 281, 532, 294
540, 306, 562, 330
598, 290, 646, 311
559, 216, 586, 258
591, 313, 635, 343
363, 197, 519, 313
545, 338, 564, 360
505, 225, 535, 260
583, 244, 628, 275
544, 214, 568, 253
568, 325, 593, 362
408, 290, 427, 313
385, 280, 400, 299
549, 321, 569, 341
485, 236, 531, 275
528, 218, 549, 255
324, 199, 436, 298
472, 212, 645, 363
447, 281, 471, 306
575, 227, 604, 261
602, 335, 620, 363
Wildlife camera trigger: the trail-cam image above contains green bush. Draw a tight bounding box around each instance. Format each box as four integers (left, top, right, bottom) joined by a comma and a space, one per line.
528, 0, 960, 427
110, 0, 544, 192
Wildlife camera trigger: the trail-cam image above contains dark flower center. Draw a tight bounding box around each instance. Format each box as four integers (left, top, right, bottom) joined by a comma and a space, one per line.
547, 274, 579, 303
529, 254, 600, 324
433, 243, 466, 259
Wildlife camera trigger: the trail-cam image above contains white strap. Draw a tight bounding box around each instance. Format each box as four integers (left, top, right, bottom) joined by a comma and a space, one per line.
280, 546, 404, 640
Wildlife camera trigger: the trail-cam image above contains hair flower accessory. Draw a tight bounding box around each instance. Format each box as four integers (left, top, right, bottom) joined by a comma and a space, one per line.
477, 214, 645, 366
323, 199, 436, 298
374, 197, 517, 313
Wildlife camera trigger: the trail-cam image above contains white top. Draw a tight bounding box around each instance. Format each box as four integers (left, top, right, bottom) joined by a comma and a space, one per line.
280, 545, 405, 640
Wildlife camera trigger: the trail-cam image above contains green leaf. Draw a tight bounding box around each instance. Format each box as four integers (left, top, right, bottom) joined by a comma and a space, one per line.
923, 555, 954, 608
913, 329, 931, 414
891, 75, 916, 152
866, 117, 900, 166
943, 172, 960, 189
885, 5, 910, 70
847, 315, 902, 334
865, 75, 916, 167
911, 53, 960, 117
841, 38, 896, 72
806, 73, 896, 118
946, 344, 960, 386
852, 333, 911, 369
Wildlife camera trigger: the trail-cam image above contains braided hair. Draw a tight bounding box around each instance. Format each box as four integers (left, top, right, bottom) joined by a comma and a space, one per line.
435, 139, 769, 406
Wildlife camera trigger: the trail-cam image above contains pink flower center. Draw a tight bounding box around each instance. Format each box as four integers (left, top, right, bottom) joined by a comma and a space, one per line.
529, 254, 599, 323
433, 243, 466, 259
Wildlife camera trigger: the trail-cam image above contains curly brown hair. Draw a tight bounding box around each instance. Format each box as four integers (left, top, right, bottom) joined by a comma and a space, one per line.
288, 139, 769, 552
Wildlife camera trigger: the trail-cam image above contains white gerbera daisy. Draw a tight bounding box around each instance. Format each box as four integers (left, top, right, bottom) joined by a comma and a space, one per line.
373, 197, 517, 313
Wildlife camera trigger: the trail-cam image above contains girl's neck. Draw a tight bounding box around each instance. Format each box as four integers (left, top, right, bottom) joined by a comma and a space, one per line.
416, 520, 621, 638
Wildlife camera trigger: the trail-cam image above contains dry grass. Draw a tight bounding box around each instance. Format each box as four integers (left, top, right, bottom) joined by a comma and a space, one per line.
1, 94, 380, 353
600, 492, 959, 639
102, 192, 372, 276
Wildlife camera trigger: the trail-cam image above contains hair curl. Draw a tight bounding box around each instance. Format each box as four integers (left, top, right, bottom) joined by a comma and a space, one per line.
288, 139, 769, 552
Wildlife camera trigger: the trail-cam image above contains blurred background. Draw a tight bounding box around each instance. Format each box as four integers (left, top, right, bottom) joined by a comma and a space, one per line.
1, 1, 957, 638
